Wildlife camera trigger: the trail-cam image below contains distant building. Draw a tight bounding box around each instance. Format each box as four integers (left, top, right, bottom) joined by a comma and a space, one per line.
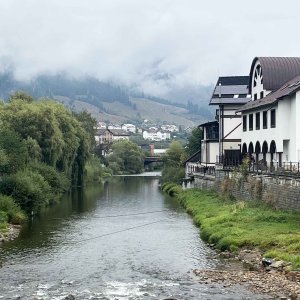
121, 123, 136, 133
96, 121, 107, 129
108, 124, 122, 130
142, 130, 170, 141
161, 124, 178, 132
95, 129, 130, 145
95, 128, 130, 156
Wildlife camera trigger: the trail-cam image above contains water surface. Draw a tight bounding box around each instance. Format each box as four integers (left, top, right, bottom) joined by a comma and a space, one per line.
0, 176, 269, 299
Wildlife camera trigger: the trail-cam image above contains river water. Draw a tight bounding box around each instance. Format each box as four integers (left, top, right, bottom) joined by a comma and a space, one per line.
0, 175, 269, 299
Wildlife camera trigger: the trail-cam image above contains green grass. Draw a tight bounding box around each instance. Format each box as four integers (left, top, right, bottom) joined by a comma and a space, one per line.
177, 189, 300, 269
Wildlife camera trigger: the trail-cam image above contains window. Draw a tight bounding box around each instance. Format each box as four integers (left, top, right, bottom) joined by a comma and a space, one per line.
263, 111, 268, 129
249, 114, 253, 131
243, 115, 247, 132
271, 109, 276, 128
254, 93, 257, 100
256, 112, 260, 130
260, 91, 264, 99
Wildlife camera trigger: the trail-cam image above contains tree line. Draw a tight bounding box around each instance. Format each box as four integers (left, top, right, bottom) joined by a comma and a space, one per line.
0, 92, 104, 225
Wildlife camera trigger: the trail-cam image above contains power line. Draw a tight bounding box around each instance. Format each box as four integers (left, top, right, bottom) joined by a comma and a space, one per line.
90, 209, 168, 219
70, 218, 169, 244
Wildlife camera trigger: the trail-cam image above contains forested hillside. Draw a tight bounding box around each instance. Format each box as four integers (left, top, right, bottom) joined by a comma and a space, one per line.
0, 72, 213, 126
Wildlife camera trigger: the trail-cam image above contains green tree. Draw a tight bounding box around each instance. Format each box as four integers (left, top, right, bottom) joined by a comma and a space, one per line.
107, 140, 144, 174
185, 127, 203, 156
161, 140, 186, 184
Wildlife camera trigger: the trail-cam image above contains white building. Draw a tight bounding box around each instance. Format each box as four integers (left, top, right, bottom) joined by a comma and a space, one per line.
240, 57, 300, 168
142, 130, 170, 141
209, 76, 251, 165
108, 124, 122, 130
161, 124, 178, 132
121, 123, 136, 133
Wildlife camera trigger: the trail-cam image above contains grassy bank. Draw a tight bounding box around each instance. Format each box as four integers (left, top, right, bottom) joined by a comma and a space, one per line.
176, 188, 300, 269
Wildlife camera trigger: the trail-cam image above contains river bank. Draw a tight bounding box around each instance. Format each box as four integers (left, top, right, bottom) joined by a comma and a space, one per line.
0, 224, 21, 243
173, 187, 300, 299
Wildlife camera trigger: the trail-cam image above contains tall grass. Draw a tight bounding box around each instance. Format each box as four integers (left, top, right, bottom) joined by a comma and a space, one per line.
177, 189, 300, 269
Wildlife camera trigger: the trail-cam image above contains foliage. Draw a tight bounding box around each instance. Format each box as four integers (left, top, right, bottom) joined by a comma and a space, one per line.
9, 91, 34, 103
161, 140, 186, 184
28, 162, 70, 194
107, 140, 144, 175
0, 98, 92, 185
0, 195, 26, 224
185, 127, 203, 156
84, 156, 111, 182
161, 182, 182, 196
0, 128, 28, 174
178, 189, 300, 269
163, 140, 187, 167
161, 166, 185, 185
0, 169, 53, 214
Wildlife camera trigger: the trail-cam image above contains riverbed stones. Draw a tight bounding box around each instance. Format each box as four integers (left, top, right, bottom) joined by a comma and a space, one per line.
0, 224, 21, 243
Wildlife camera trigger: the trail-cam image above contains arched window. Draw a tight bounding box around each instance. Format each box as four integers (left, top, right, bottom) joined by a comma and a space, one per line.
242, 143, 247, 155
270, 140, 276, 153
248, 142, 254, 155
262, 141, 268, 153
255, 141, 261, 154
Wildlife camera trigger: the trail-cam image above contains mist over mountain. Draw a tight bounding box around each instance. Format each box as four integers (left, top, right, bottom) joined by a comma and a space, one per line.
0, 71, 213, 127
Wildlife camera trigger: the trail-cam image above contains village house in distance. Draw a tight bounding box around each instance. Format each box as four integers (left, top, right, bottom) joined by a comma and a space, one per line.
186, 56, 300, 175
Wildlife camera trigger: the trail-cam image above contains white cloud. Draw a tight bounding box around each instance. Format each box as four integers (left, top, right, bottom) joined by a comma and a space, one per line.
0, 0, 299, 94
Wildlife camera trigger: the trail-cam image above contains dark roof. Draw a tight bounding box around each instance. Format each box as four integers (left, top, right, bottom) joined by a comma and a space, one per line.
249, 57, 300, 94
109, 129, 130, 136
210, 76, 250, 105
217, 76, 249, 86
198, 120, 218, 128
239, 75, 300, 112
95, 128, 107, 135
184, 150, 201, 163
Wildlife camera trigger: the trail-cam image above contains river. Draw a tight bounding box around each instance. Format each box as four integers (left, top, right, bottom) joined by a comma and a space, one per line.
0, 175, 269, 299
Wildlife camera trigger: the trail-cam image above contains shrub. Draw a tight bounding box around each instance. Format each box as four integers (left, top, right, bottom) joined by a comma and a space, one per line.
0, 195, 26, 224
28, 162, 70, 194
0, 169, 53, 214
161, 166, 185, 184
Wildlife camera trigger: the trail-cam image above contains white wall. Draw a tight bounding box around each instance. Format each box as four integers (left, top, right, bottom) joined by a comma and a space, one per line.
241, 93, 300, 162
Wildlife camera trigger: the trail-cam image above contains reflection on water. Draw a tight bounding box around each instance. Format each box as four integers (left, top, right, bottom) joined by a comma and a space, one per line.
0, 176, 269, 299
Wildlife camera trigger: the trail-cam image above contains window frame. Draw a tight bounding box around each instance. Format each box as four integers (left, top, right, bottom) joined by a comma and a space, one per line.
263, 111, 268, 129
249, 113, 253, 131
243, 115, 247, 132
255, 112, 260, 130
270, 109, 276, 128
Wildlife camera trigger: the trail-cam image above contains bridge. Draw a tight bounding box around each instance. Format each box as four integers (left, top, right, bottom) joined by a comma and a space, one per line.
144, 156, 163, 166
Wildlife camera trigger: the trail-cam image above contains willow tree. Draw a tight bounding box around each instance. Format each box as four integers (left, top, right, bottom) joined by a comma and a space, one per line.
0, 96, 93, 185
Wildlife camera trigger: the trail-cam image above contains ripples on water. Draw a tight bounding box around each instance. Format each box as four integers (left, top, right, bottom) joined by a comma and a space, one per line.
0, 176, 270, 299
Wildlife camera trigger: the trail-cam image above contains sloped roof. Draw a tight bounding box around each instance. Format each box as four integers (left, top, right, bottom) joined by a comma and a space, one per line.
249, 57, 300, 93
239, 75, 300, 112
210, 76, 250, 105
109, 129, 130, 136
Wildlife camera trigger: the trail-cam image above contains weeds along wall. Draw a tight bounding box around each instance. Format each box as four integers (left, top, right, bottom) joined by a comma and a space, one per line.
193, 170, 300, 211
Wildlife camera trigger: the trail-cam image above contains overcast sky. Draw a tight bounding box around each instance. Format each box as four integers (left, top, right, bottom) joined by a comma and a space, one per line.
0, 0, 299, 95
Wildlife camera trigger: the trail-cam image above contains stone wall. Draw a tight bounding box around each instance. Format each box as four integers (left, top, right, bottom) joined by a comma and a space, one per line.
193, 171, 300, 211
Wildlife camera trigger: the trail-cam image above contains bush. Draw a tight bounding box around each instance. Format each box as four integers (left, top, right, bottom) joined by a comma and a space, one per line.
161, 166, 185, 184
0, 195, 26, 224
84, 156, 111, 182
28, 162, 70, 194
162, 182, 182, 196
0, 169, 53, 214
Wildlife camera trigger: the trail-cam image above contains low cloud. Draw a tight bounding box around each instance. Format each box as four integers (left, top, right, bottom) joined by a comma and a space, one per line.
0, 0, 299, 95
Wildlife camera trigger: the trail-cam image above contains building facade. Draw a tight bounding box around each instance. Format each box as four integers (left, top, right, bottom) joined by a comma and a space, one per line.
240, 57, 300, 169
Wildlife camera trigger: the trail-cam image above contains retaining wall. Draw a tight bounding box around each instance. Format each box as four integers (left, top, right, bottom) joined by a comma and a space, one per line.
193, 171, 300, 211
